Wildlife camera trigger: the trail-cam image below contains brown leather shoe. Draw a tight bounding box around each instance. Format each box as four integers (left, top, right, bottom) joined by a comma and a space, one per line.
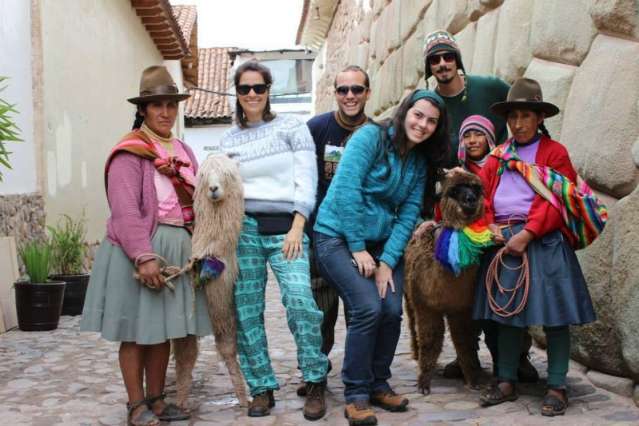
370, 389, 409, 412
344, 401, 377, 426
247, 390, 274, 417
303, 382, 327, 421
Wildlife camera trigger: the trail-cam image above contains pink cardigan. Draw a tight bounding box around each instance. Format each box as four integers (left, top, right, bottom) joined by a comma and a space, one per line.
105, 141, 198, 262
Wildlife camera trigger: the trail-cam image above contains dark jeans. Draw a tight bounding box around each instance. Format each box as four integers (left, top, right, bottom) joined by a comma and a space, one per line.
314, 232, 404, 403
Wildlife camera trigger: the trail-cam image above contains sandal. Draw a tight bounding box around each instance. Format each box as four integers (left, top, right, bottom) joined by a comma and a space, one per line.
127, 399, 159, 426
541, 388, 568, 417
479, 382, 519, 407
146, 393, 190, 421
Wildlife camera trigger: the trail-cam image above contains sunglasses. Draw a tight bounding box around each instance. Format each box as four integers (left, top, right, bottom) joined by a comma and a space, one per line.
427, 52, 456, 66
335, 85, 368, 96
236, 84, 269, 96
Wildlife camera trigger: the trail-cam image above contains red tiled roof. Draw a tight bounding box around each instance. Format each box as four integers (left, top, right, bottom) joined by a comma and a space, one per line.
185, 47, 234, 123
131, 0, 189, 60
171, 5, 198, 87
171, 5, 197, 48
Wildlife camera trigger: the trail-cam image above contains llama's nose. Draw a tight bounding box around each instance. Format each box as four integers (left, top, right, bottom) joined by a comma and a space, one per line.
210, 185, 218, 193
464, 192, 477, 204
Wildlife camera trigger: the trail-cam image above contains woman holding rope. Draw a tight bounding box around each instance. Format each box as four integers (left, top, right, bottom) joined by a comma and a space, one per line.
473, 78, 596, 416
81, 66, 212, 426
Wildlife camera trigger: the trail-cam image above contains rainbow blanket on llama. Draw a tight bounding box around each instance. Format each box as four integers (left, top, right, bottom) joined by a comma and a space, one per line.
434, 219, 494, 277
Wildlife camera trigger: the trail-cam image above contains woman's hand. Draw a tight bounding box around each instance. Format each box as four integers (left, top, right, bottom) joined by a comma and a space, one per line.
375, 262, 395, 299
488, 223, 506, 244
136, 259, 165, 289
413, 220, 437, 238
282, 213, 306, 260
505, 229, 534, 256
352, 250, 376, 278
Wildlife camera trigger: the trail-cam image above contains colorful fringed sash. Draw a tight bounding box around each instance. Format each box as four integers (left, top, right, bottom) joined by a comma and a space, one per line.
105, 130, 195, 231
492, 139, 608, 249
434, 219, 494, 276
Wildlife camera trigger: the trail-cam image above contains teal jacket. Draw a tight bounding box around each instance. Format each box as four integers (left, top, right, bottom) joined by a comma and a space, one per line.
314, 123, 427, 269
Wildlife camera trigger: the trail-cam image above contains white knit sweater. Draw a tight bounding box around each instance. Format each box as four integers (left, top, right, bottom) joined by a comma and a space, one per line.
219, 114, 317, 219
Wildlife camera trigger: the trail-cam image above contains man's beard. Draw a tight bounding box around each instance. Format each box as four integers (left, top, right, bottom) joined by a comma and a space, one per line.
434, 68, 455, 85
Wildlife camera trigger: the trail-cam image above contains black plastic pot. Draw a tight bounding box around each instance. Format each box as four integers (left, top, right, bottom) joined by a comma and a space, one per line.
50, 273, 90, 316
14, 281, 66, 331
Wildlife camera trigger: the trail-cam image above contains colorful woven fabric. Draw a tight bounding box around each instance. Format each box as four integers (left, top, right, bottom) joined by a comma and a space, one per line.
492, 139, 608, 249
434, 219, 494, 276
105, 129, 195, 231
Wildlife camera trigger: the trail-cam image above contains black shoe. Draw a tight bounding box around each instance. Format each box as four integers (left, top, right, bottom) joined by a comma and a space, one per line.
518, 354, 539, 383
443, 354, 481, 379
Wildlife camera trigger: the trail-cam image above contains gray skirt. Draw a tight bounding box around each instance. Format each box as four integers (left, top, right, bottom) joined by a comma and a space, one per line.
80, 225, 212, 344
473, 223, 596, 328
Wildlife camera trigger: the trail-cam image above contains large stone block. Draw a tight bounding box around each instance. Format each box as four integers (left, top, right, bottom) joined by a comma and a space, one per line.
470, 8, 499, 75
373, 0, 390, 17
560, 35, 639, 198
494, 0, 535, 83
348, 42, 370, 70
523, 59, 576, 141
633, 139, 639, 167
455, 21, 477, 72
590, 0, 639, 39
402, 21, 425, 90
571, 184, 639, 381
400, 0, 432, 42
374, 0, 402, 63
467, 0, 504, 21
530, 0, 597, 66
368, 51, 403, 116
436, 0, 471, 34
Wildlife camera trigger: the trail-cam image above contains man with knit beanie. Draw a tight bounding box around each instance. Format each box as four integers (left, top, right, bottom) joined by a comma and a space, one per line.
423, 30, 539, 383
424, 30, 509, 167
298, 65, 372, 396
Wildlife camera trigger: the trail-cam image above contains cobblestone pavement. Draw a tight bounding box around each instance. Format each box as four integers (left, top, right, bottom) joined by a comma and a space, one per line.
2, 278, 639, 426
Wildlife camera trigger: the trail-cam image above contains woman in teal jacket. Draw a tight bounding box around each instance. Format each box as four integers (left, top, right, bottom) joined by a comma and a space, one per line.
313, 89, 449, 425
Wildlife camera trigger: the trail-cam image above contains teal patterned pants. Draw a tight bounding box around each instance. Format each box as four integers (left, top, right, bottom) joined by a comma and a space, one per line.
235, 216, 328, 396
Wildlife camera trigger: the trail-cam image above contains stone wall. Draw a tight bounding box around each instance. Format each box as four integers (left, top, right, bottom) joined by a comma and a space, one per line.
0, 194, 47, 243
313, 0, 639, 384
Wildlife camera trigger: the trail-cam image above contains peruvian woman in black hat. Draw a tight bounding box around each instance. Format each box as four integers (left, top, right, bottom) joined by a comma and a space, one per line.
474, 78, 598, 416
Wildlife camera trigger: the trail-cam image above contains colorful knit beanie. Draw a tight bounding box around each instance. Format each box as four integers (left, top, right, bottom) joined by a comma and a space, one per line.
423, 30, 466, 80
457, 115, 496, 166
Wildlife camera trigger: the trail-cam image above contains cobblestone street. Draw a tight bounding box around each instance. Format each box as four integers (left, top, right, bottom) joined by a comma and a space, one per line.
2, 278, 639, 426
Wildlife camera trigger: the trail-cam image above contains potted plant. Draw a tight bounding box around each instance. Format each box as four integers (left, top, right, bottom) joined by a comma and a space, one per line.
48, 214, 90, 316
0, 76, 22, 181
15, 240, 66, 331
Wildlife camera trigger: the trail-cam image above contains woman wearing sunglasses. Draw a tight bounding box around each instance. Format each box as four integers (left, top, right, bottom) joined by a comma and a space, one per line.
313, 89, 450, 426
219, 61, 328, 421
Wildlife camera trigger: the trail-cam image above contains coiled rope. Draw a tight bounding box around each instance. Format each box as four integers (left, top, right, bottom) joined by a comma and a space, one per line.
485, 246, 530, 318
133, 253, 195, 291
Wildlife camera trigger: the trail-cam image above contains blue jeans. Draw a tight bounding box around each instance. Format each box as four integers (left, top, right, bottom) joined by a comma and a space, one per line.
314, 232, 404, 403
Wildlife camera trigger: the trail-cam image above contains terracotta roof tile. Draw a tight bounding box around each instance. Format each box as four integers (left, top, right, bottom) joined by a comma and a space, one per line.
171, 5, 197, 48
185, 47, 234, 122
131, 0, 188, 59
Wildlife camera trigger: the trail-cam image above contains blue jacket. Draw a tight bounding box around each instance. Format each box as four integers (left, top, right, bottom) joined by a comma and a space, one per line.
314, 123, 427, 268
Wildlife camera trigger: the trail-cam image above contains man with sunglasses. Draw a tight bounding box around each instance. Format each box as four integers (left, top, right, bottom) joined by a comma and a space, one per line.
424, 30, 510, 167
423, 30, 539, 384
297, 65, 372, 397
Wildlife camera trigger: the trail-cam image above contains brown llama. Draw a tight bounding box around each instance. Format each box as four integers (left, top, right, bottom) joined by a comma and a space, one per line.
404, 170, 487, 394
172, 153, 248, 408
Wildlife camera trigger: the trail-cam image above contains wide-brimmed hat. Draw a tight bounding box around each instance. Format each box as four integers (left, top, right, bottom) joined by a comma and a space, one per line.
490, 78, 559, 118
127, 65, 190, 104
423, 30, 466, 80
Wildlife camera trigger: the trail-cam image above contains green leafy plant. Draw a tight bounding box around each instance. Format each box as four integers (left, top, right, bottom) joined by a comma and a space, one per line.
48, 214, 87, 275
19, 240, 52, 283
0, 76, 22, 181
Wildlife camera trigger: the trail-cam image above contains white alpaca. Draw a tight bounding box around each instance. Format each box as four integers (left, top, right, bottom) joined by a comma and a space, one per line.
173, 153, 248, 408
